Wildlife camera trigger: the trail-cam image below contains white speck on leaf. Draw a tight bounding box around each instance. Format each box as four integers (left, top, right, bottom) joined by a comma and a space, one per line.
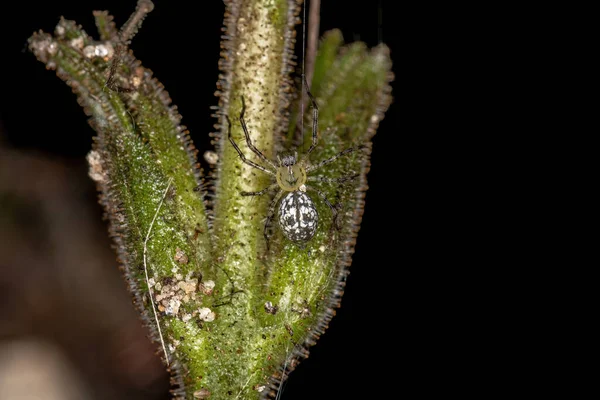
198, 307, 215, 322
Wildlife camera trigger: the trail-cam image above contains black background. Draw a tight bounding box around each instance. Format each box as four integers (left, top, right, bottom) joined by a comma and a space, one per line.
0, 1, 401, 399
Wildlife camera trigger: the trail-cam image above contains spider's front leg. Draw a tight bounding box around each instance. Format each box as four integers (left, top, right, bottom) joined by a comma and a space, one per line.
239, 97, 277, 170
226, 116, 276, 176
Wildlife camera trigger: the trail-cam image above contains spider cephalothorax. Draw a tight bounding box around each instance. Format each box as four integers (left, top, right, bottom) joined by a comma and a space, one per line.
227, 86, 361, 246
276, 153, 306, 191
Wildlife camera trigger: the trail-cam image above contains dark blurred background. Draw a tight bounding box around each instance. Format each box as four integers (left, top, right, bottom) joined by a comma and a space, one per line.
0, 1, 399, 399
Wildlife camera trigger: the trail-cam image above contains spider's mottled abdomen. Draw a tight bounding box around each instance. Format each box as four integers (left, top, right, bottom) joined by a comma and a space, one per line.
278, 191, 318, 242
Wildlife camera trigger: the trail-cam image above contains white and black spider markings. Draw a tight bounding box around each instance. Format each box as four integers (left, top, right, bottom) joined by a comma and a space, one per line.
226, 84, 363, 246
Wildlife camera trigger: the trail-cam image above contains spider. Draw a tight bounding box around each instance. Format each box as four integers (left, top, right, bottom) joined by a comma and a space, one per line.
226, 82, 362, 246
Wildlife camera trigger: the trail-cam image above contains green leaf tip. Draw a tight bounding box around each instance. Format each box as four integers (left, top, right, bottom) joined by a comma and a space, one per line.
29, 0, 393, 398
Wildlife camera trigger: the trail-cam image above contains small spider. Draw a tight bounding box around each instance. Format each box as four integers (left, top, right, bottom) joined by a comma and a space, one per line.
226, 82, 362, 246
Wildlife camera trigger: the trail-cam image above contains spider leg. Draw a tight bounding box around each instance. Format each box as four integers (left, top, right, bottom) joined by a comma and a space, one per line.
226, 116, 276, 176
303, 76, 320, 156
264, 190, 285, 250
305, 185, 341, 230
239, 96, 278, 169
306, 144, 366, 173
241, 183, 278, 196
307, 174, 359, 184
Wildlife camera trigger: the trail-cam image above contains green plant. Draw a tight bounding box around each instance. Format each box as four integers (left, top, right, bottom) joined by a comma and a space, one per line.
29, 0, 392, 398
